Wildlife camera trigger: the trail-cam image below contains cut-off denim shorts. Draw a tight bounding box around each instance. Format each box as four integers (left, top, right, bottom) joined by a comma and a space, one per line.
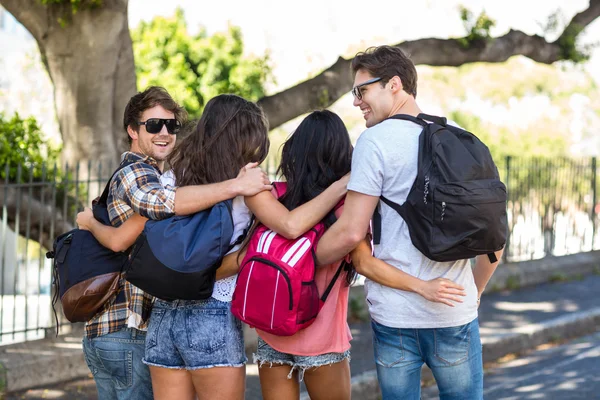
254, 336, 350, 380
143, 297, 247, 370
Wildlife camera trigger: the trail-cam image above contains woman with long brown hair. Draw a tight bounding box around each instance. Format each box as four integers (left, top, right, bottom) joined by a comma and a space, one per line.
77, 94, 349, 399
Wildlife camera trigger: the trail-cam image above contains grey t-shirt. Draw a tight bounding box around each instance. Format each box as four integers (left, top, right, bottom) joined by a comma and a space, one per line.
348, 119, 478, 329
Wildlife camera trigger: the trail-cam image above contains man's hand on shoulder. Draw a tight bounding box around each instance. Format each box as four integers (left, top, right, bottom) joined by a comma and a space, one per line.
232, 162, 273, 196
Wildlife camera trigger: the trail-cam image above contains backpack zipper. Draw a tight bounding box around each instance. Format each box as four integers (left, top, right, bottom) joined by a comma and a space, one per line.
245, 256, 293, 310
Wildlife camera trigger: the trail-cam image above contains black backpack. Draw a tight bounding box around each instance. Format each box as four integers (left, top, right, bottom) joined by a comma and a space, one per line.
47, 161, 132, 323
373, 113, 507, 263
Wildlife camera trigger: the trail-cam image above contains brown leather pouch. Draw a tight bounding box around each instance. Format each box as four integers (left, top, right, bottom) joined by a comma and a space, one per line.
61, 272, 121, 322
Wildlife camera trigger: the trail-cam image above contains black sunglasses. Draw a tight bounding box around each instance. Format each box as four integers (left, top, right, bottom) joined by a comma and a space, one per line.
137, 118, 181, 134
351, 77, 382, 100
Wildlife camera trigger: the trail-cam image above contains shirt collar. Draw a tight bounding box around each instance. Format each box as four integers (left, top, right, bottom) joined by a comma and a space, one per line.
119, 151, 162, 172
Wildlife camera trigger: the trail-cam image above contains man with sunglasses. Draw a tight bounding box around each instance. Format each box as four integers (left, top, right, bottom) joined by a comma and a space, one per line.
316, 46, 502, 399
80, 86, 272, 400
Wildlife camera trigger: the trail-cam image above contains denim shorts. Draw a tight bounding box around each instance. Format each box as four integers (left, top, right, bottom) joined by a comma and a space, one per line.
254, 337, 350, 380
143, 297, 247, 370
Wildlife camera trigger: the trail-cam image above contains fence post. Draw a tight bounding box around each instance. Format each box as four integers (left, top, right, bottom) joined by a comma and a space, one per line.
503, 155, 511, 263
592, 157, 597, 249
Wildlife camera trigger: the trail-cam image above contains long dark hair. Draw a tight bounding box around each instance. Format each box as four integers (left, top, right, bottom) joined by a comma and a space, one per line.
168, 94, 270, 186
278, 110, 356, 285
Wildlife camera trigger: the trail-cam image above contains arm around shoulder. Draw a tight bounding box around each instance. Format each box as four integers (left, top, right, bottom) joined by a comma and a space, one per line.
245, 174, 348, 239
76, 208, 147, 252
174, 163, 272, 216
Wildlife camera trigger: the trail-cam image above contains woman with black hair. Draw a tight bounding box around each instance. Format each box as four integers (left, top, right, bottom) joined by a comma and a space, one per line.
243, 110, 466, 400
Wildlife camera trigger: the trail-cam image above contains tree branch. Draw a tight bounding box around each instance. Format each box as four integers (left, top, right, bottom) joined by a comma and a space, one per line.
261, 0, 600, 130
559, 0, 600, 37
0, 0, 48, 40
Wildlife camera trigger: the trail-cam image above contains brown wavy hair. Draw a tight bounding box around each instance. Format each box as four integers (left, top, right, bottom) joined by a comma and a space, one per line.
168, 94, 270, 186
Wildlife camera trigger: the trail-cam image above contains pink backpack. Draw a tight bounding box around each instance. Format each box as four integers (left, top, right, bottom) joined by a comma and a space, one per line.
231, 183, 345, 336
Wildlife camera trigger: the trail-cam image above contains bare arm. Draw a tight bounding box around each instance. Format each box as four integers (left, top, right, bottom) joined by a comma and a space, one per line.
174, 163, 272, 215
351, 240, 466, 307
316, 190, 377, 265
76, 207, 147, 252
473, 249, 504, 299
244, 174, 349, 239
215, 248, 248, 280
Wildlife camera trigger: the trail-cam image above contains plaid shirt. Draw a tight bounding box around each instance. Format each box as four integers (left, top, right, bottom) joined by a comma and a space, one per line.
85, 152, 177, 339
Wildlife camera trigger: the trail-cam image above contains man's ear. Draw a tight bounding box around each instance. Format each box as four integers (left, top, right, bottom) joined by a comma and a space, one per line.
127, 125, 138, 142
389, 76, 403, 94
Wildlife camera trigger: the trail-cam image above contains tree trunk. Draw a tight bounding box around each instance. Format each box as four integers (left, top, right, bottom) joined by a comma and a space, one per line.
1, 0, 136, 172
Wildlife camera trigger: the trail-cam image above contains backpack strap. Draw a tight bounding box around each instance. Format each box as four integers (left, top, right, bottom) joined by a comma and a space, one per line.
373, 114, 428, 244
96, 160, 136, 206
372, 196, 403, 245
272, 182, 287, 199
417, 113, 447, 126
320, 260, 347, 302
386, 114, 428, 127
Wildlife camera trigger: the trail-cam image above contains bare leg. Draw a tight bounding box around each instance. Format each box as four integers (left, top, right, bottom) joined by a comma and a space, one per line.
149, 366, 196, 400
303, 359, 351, 400
259, 363, 300, 400
190, 366, 246, 400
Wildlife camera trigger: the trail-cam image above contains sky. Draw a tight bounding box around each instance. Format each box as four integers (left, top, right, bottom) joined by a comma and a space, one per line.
128, 0, 600, 91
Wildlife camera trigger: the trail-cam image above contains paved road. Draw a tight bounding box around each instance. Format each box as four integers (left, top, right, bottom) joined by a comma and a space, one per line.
423, 331, 600, 399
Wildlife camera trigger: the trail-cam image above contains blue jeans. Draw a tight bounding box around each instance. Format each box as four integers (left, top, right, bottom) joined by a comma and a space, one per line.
371, 318, 482, 400
82, 328, 153, 400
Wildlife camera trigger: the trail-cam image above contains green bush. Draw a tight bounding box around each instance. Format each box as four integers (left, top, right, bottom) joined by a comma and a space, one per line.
0, 112, 61, 182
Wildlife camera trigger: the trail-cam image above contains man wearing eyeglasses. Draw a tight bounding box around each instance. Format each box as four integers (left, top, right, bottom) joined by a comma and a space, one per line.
317, 46, 500, 399
79, 86, 272, 400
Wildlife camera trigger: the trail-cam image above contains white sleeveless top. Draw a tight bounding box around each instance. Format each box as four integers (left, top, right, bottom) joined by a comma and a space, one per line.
160, 171, 252, 302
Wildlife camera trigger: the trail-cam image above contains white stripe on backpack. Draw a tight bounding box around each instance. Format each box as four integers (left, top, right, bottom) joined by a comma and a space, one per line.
288, 239, 312, 267
242, 261, 255, 318
282, 237, 311, 267
257, 230, 270, 253
263, 231, 277, 253
271, 271, 280, 329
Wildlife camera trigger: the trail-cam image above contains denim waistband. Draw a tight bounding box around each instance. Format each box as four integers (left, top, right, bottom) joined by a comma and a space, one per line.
154, 297, 226, 310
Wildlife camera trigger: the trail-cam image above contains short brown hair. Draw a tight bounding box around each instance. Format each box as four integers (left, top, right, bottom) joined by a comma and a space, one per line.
123, 86, 187, 144
351, 45, 418, 98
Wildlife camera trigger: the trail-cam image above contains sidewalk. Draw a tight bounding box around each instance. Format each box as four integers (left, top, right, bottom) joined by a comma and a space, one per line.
3, 274, 600, 399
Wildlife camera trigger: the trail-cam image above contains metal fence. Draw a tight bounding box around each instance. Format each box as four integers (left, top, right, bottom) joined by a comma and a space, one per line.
498, 157, 599, 262
0, 156, 598, 344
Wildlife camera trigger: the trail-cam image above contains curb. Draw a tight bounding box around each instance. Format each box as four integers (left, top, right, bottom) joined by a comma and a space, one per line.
486, 251, 600, 293
332, 307, 600, 400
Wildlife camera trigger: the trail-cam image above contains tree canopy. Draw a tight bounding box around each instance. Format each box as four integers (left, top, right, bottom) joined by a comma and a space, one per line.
131, 8, 272, 118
